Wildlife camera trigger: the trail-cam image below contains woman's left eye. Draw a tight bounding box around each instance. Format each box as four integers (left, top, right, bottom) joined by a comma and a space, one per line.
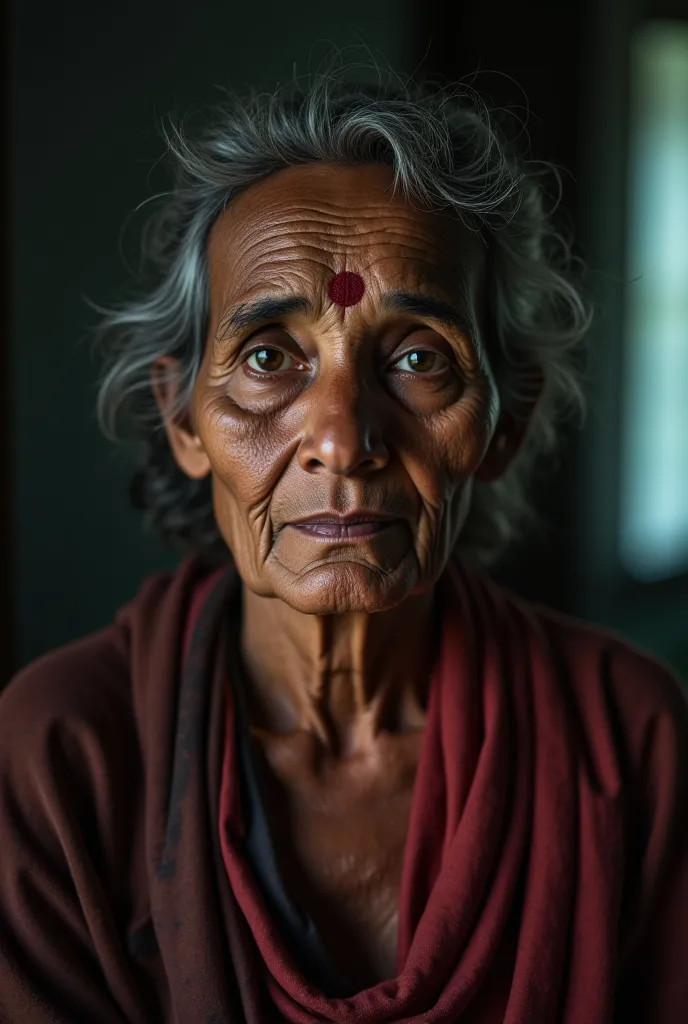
392, 350, 446, 373
245, 347, 301, 373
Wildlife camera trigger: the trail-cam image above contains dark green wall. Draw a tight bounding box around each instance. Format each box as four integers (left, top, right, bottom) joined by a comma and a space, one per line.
11, 1, 411, 668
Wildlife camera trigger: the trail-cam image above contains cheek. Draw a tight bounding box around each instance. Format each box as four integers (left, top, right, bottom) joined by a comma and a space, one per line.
403, 389, 494, 569
196, 391, 295, 562
441, 390, 495, 477
406, 388, 494, 507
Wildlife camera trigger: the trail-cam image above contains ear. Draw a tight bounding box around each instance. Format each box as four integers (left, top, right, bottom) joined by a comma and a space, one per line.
151, 356, 211, 480
475, 366, 544, 483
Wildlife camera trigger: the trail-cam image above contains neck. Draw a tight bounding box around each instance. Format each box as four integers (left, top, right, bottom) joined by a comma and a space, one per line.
239, 583, 439, 755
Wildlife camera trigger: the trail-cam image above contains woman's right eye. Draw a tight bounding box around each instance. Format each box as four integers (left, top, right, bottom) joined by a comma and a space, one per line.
245, 347, 301, 373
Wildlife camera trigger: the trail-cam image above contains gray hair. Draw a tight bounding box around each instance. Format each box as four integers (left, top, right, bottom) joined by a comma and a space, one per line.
94, 68, 591, 566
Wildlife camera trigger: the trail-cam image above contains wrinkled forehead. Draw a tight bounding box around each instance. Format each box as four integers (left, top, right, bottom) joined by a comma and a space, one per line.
205, 163, 486, 318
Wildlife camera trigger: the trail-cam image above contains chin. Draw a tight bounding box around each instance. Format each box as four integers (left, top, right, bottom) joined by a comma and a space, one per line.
266, 556, 422, 615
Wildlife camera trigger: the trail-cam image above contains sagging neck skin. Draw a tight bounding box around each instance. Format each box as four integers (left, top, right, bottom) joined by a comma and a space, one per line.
239, 584, 438, 756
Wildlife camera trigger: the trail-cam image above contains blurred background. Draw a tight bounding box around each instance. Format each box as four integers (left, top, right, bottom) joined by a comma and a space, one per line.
4, 0, 687, 683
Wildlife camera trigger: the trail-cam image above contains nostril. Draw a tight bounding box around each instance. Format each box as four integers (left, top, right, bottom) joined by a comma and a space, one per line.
297, 419, 389, 475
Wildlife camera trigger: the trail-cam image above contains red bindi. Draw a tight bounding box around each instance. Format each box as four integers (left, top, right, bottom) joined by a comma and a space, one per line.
328, 271, 365, 307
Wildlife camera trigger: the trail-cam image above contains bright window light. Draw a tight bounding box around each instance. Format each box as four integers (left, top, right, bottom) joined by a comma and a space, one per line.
620, 21, 688, 581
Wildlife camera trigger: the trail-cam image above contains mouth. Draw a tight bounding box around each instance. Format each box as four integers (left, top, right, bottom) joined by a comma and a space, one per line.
287, 511, 401, 540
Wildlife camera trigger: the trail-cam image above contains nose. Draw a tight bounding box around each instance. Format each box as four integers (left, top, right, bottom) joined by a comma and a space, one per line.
297, 376, 389, 477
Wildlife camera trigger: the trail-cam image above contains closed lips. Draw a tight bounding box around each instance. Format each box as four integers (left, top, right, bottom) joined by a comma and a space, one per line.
291, 513, 397, 526
288, 513, 400, 538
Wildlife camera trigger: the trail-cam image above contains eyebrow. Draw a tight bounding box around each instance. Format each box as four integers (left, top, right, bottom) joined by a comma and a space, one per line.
215, 289, 472, 341
381, 291, 471, 334
216, 296, 312, 337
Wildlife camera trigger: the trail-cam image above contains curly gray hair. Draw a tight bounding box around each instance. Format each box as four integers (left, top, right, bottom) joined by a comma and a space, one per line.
94, 68, 591, 566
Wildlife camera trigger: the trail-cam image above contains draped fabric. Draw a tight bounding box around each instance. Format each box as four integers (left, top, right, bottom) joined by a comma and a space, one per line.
217, 560, 625, 1023
0, 555, 687, 1023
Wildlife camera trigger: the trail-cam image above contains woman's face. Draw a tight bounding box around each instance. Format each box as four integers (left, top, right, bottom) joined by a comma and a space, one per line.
163, 162, 514, 614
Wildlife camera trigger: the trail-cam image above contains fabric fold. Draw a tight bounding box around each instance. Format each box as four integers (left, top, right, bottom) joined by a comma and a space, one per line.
2, 553, 687, 1022
215, 560, 625, 1022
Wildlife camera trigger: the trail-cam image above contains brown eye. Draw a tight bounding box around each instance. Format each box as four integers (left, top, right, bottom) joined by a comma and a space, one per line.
394, 350, 444, 373
246, 347, 296, 373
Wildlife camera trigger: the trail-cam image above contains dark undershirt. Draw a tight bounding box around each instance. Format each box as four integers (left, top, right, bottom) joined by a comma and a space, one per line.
227, 599, 357, 998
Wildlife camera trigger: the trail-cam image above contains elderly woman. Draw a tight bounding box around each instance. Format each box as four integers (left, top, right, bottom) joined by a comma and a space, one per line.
1, 72, 686, 1024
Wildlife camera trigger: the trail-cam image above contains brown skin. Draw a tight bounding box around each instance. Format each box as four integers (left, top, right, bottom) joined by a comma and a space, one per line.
153, 163, 536, 987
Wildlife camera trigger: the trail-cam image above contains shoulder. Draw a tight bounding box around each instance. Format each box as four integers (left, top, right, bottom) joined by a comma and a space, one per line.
0, 563, 182, 813
0, 565, 168, 767
0, 623, 139, 817
515, 596, 688, 807
0, 628, 147, 954
0, 564, 201, 927
0, 556, 211, 769
531, 602, 688, 738
0, 554, 231, 808
463, 557, 687, 795
467, 560, 687, 738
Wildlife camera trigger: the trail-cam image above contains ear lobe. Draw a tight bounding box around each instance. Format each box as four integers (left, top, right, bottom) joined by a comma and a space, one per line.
151, 356, 211, 480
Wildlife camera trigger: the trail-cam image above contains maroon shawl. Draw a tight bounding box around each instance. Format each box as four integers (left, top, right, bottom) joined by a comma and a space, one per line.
0, 555, 687, 1022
